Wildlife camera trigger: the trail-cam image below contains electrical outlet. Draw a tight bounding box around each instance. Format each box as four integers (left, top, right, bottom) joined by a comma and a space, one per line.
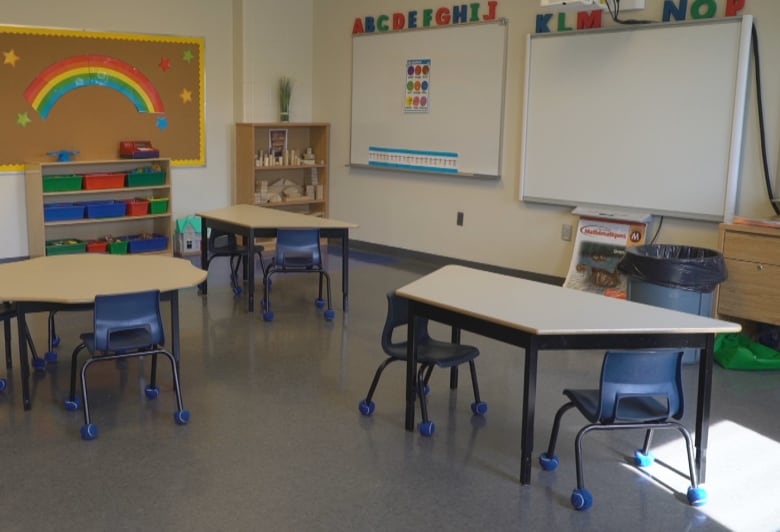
457, 212, 464, 226
603, 0, 645, 10
561, 224, 572, 241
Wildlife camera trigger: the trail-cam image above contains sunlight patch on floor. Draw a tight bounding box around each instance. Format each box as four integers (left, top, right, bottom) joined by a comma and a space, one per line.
621, 420, 780, 532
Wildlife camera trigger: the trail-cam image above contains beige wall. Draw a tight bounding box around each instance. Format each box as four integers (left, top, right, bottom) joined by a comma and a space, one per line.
312, 0, 780, 278
4, 0, 779, 281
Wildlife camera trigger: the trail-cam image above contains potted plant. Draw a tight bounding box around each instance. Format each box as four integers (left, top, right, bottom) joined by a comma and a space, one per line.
279, 77, 293, 122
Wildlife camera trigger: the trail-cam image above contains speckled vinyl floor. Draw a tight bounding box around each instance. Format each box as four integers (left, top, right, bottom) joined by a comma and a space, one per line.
0, 248, 777, 531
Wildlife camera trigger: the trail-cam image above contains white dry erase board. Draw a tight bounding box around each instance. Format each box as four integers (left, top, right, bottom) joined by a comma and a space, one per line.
520, 16, 753, 221
350, 20, 507, 179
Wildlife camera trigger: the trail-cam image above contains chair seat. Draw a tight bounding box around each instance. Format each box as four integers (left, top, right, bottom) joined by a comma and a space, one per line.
385, 338, 479, 368
565, 388, 673, 424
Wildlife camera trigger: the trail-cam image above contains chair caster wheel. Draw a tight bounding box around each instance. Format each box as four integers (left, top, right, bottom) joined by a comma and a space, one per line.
634, 449, 655, 467
571, 488, 593, 511
418, 420, 435, 437
538, 452, 559, 471
64, 398, 81, 411
324, 309, 335, 321
263, 311, 274, 322
687, 486, 708, 506
315, 298, 325, 309
51, 335, 61, 347
44, 351, 58, 364
145, 385, 160, 399
0, 378, 6, 392
81, 423, 98, 440
174, 410, 190, 425
31, 357, 47, 373
470, 401, 488, 416
358, 400, 375, 416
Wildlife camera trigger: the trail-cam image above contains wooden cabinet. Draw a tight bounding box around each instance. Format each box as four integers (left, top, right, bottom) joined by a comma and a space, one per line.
235, 123, 329, 217
717, 222, 780, 326
25, 158, 173, 257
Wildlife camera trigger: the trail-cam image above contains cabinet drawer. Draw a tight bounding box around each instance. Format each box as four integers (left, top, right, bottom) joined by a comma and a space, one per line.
718, 258, 780, 325
721, 231, 780, 265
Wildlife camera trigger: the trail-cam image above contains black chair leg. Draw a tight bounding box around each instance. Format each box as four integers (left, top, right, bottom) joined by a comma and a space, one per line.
4, 319, 11, 370
467, 360, 482, 404
449, 366, 458, 390
363, 358, 399, 404
417, 364, 432, 424
545, 402, 576, 459
640, 428, 654, 456
68, 343, 88, 403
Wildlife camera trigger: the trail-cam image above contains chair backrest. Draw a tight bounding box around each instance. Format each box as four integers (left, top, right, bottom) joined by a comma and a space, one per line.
209, 230, 239, 252
93, 290, 164, 352
597, 350, 685, 423
274, 229, 322, 267
381, 292, 431, 359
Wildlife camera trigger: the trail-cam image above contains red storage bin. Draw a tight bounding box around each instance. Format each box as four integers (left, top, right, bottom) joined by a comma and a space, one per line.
86, 240, 108, 253
83, 172, 126, 190
125, 199, 150, 216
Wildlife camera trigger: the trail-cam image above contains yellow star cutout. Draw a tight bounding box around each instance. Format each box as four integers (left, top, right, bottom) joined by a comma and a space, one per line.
17, 112, 31, 127
3, 49, 20, 67
179, 88, 193, 103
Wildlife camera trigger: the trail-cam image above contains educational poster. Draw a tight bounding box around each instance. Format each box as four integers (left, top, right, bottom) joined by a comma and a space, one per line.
404, 58, 430, 113
368, 145, 458, 173
564, 218, 647, 299
0, 25, 205, 170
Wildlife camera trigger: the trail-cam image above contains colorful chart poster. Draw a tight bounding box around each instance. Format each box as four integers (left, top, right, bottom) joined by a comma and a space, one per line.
404, 59, 430, 113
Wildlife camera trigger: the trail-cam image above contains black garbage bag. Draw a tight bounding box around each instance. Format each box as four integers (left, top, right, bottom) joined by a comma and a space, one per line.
617, 244, 727, 293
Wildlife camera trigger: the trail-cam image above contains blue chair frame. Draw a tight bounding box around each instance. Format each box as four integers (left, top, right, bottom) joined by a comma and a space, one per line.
64, 290, 189, 440
261, 229, 334, 322
539, 350, 706, 510
358, 292, 487, 436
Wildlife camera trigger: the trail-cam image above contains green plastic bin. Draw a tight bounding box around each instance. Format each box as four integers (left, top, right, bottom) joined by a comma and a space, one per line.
43, 174, 83, 193
715, 333, 780, 370
126, 171, 165, 187
45, 239, 86, 255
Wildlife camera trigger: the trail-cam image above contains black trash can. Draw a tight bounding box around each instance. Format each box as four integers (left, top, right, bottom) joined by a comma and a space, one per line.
617, 244, 727, 364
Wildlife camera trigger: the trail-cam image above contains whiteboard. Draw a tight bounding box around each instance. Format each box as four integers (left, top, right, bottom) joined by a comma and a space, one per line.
350, 21, 507, 179
520, 16, 753, 221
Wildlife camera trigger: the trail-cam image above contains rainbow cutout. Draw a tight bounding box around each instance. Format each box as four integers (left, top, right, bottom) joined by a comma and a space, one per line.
24, 55, 165, 119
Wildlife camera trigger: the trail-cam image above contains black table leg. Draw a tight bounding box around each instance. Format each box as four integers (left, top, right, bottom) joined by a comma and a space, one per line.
16, 303, 31, 411
405, 300, 417, 431
694, 334, 715, 483
341, 230, 349, 311
520, 342, 539, 485
199, 218, 209, 295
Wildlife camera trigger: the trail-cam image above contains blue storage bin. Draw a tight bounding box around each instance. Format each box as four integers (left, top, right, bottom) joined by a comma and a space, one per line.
78, 200, 126, 219
43, 203, 85, 222
127, 234, 168, 253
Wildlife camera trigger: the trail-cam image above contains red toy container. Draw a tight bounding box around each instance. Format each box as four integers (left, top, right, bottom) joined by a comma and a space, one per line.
124, 199, 150, 216
86, 240, 109, 253
83, 172, 126, 190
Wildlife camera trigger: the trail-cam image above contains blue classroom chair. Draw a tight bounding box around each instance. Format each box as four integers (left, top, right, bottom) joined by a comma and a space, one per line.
538, 349, 706, 510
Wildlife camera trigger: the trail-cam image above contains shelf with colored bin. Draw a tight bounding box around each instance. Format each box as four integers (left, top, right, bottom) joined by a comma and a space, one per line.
43, 203, 85, 222
45, 239, 86, 256
42, 174, 83, 193
127, 233, 168, 253
78, 200, 126, 219
83, 172, 127, 190
126, 171, 166, 187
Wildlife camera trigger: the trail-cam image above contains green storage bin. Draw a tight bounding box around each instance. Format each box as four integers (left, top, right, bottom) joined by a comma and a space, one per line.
45, 239, 86, 255
126, 171, 165, 187
43, 174, 83, 193
107, 239, 129, 254
149, 197, 169, 214
715, 333, 780, 370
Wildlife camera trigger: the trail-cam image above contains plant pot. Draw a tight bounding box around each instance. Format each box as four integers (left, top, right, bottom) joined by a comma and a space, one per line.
279, 111, 290, 122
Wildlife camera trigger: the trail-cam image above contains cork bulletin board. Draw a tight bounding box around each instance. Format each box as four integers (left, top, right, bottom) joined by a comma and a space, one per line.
0, 25, 205, 171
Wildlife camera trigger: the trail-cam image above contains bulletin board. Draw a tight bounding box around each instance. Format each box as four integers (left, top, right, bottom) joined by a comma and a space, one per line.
350, 20, 507, 179
520, 16, 753, 221
0, 25, 205, 171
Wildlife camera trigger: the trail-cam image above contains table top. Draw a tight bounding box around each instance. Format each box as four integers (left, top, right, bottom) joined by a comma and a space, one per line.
197, 204, 358, 230
396, 265, 741, 336
0, 254, 207, 304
